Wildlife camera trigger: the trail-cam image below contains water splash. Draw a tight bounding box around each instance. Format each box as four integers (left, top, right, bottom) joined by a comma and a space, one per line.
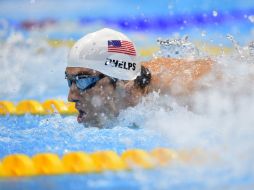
155, 36, 200, 59
248, 41, 254, 57
226, 34, 254, 63
0, 31, 254, 189
0, 32, 69, 101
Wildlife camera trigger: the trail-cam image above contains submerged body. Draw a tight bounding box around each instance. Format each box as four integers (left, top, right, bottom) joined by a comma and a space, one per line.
66, 57, 213, 127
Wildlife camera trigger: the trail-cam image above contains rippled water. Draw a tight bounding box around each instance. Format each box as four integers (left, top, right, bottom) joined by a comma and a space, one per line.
0, 32, 254, 189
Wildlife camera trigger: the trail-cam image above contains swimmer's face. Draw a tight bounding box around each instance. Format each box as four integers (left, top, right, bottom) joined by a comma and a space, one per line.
65, 67, 129, 127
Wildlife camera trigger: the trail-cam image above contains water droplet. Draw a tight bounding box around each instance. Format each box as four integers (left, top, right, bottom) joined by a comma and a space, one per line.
212, 11, 218, 17
248, 15, 254, 23
249, 41, 254, 56
201, 31, 206, 37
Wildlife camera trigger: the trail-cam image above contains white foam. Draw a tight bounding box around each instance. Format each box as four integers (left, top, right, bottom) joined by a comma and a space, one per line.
1, 31, 254, 187
0, 32, 69, 101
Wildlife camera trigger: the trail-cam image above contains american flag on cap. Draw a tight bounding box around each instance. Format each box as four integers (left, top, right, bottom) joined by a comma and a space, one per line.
108, 40, 136, 56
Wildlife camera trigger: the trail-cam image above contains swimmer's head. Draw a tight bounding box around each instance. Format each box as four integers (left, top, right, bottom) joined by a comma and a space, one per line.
66, 28, 151, 127
68, 28, 141, 80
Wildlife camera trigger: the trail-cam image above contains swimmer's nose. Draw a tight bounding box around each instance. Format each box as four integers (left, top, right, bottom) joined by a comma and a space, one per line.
68, 83, 80, 102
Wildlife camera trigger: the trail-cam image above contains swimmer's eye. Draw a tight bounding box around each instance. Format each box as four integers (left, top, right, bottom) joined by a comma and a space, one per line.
66, 74, 104, 91
65, 73, 118, 91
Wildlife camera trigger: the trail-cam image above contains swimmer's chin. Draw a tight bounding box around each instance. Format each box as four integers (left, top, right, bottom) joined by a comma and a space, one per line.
80, 120, 104, 129
77, 116, 107, 129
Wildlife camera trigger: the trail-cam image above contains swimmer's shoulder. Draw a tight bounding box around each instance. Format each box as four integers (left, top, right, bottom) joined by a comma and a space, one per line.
141, 57, 213, 74
142, 57, 214, 94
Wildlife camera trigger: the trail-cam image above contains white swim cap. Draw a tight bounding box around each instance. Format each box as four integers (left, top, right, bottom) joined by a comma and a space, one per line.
68, 28, 141, 80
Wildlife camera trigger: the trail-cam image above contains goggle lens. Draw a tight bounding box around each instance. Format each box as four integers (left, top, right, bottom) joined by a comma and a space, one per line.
66, 75, 102, 91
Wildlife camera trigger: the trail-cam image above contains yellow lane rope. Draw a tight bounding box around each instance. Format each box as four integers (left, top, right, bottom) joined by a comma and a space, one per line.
0, 148, 202, 177
0, 100, 78, 115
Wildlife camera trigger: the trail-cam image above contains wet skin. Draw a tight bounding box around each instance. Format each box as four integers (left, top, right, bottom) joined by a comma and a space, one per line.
65, 67, 143, 127
66, 57, 213, 127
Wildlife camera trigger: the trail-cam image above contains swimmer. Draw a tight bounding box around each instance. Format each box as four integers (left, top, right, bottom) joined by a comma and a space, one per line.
66, 28, 213, 127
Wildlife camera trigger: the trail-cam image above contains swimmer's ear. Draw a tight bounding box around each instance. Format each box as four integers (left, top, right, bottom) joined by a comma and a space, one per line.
134, 66, 151, 89
108, 77, 118, 88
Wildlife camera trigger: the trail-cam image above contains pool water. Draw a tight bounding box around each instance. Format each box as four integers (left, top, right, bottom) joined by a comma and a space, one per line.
1, 0, 254, 189
1, 85, 254, 189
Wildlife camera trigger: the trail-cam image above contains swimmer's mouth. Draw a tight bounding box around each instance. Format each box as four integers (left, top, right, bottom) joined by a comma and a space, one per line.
77, 110, 87, 123
75, 105, 87, 123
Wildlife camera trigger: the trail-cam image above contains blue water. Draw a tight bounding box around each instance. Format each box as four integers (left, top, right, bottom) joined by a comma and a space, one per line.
0, 111, 253, 190
0, 169, 253, 190
0, 0, 254, 44
1, 91, 254, 189
1, 0, 254, 189
0, 115, 170, 156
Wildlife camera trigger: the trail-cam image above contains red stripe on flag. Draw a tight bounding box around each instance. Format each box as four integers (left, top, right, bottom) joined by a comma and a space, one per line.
108, 50, 136, 56
108, 47, 136, 52
108, 50, 136, 54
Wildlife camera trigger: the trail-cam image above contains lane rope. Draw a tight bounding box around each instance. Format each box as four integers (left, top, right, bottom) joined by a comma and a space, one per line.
0, 100, 78, 115
0, 148, 186, 177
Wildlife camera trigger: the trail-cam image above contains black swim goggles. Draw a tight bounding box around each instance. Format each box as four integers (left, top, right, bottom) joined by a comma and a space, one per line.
65, 73, 105, 91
